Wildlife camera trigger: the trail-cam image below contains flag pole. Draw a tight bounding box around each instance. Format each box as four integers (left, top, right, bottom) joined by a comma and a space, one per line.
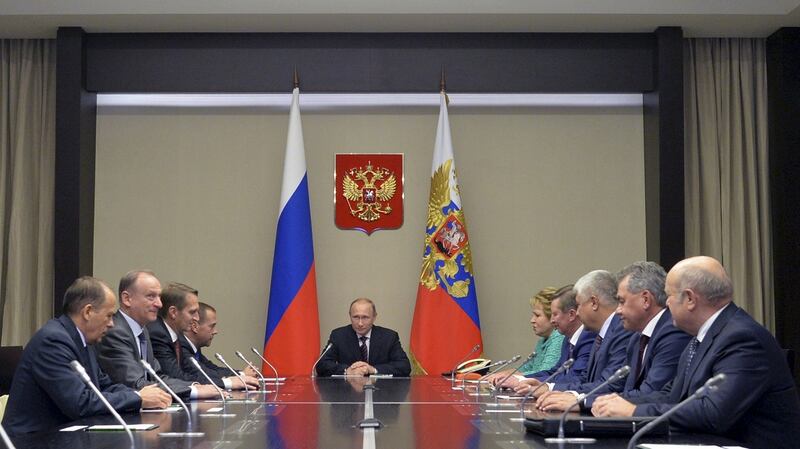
293, 67, 300, 89
440, 66, 449, 105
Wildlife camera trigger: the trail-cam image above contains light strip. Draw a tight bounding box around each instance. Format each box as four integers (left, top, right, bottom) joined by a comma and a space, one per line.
97, 93, 642, 109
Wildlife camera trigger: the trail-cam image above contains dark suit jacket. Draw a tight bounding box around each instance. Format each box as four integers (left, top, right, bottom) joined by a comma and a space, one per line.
554, 314, 633, 393
96, 311, 192, 397
632, 304, 800, 449
528, 326, 597, 384
1, 315, 141, 435
316, 325, 411, 377
179, 336, 231, 387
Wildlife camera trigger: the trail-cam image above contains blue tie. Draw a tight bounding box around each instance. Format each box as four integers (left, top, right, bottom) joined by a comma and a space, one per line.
684, 338, 699, 377
138, 332, 148, 362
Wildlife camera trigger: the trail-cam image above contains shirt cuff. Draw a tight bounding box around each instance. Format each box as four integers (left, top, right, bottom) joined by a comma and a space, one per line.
223, 377, 233, 390
189, 385, 198, 400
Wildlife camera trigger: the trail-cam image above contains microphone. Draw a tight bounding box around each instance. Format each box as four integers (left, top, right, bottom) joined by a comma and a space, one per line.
311, 342, 333, 378
251, 346, 280, 381
215, 353, 251, 391
188, 357, 227, 404
546, 365, 631, 444
70, 360, 135, 448
626, 373, 726, 449
235, 350, 267, 390
489, 351, 536, 392
450, 343, 481, 390
140, 359, 201, 435
0, 423, 16, 449
519, 358, 574, 420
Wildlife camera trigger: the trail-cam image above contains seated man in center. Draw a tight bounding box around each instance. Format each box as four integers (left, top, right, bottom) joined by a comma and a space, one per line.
316, 298, 411, 377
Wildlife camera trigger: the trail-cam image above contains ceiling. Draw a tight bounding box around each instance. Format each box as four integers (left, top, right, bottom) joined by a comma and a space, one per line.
1, 0, 799, 38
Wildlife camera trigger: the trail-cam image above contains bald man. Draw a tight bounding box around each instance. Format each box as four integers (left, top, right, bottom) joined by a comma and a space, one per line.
316, 298, 411, 377
592, 256, 800, 449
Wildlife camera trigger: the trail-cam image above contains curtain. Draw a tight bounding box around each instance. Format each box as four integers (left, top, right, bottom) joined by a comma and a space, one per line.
0, 39, 55, 345
684, 38, 773, 330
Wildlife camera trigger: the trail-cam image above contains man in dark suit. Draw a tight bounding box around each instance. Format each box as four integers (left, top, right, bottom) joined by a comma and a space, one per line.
581, 261, 690, 410
95, 270, 218, 399
533, 270, 634, 410
2, 277, 171, 436
592, 256, 800, 449
180, 302, 259, 388
496, 286, 597, 391
316, 298, 411, 377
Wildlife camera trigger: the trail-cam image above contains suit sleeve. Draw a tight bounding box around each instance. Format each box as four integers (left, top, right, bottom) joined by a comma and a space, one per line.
96, 324, 151, 390
37, 334, 140, 420
624, 329, 691, 401
633, 330, 771, 431
150, 326, 184, 380
554, 330, 631, 393
372, 331, 411, 376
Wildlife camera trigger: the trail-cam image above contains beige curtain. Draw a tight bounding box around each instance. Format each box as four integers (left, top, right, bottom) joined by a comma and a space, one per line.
684, 38, 773, 330
0, 39, 55, 345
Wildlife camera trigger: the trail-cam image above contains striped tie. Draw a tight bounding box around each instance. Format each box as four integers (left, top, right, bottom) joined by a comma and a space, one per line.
359, 336, 369, 362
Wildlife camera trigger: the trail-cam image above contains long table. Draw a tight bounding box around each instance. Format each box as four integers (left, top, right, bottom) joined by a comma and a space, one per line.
11, 376, 739, 449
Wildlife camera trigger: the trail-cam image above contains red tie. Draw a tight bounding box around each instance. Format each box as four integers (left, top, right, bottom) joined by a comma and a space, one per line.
174, 340, 182, 364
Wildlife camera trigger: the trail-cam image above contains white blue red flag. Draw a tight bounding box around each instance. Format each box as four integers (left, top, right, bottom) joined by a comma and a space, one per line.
263, 87, 321, 376
410, 92, 483, 375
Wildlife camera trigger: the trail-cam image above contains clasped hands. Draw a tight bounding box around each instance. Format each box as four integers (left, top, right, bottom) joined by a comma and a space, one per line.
345, 361, 376, 376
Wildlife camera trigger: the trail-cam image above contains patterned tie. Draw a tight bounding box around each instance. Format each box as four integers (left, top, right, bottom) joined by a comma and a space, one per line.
173, 339, 182, 364
359, 336, 369, 362
684, 337, 700, 377
635, 335, 650, 382
592, 334, 604, 354
138, 332, 148, 361
568, 343, 575, 359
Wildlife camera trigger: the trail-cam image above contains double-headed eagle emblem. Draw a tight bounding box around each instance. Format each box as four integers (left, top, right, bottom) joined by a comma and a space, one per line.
342, 162, 397, 222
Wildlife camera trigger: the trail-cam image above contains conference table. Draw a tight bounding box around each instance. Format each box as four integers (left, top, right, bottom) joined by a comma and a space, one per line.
12, 376, 739, 449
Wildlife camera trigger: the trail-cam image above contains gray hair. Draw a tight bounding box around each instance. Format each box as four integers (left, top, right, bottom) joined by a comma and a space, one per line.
677, 265, 733, 304
574, 270, 618, 305
616, 261, 668, 307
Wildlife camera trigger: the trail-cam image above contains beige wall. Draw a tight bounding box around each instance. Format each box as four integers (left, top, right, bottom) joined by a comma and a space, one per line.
93, 104, 646, 369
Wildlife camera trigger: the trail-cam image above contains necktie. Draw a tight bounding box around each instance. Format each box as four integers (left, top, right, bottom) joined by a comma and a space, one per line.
592, 334, 604, 354
683, 337, 700, 377
195, 350, 201, 361
138, 332, 148, 361
173, 339, 182, 364
568, 342, 575, 359
635, 334, 650, 382
359, 336, 369, 362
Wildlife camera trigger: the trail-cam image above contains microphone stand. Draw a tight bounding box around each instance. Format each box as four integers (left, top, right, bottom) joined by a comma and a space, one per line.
450, 344, 481, 390
516, 358, 574, 422
545, 365, 631, 444
140, 359, 204, 437
188, 357, 227, 404
311, 342, 333, 378
235, 350, 268, 391
626, 373, 726, 449
70, 360, 135, 449
490, 351, 536, 396
251, 346, 281, 383
463, 355, 521, 390
0, 423, 16, 449
215, 353, 250, 393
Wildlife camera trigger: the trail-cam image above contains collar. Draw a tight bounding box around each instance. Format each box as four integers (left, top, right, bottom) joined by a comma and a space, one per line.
569, 325, 585, 345
184, 334, 198, 353
357, 329, 373, 340
598, 312, 615, 338
696, 302, 731, 343
163, 319, 179, 342
75, 326, 88, 348
120, 310, 144, 338
642, 308, 667, 338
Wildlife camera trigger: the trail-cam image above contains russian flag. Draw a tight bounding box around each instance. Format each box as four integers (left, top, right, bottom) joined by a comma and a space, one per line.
410, 91, 483, 375
263, 87, 321, 376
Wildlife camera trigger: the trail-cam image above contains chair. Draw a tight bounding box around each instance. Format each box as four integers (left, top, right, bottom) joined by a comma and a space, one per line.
0, 346, 23, 396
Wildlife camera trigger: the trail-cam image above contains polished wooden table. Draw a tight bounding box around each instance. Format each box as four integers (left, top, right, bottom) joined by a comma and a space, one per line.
11, 376, 738, 449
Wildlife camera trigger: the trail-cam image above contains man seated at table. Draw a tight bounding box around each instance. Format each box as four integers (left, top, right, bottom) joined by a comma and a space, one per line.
181, 301, 260, 388
316, 297, 411, 377
592, 256, 800, 449
95, 270, 218, 399
2, 276, 171, 436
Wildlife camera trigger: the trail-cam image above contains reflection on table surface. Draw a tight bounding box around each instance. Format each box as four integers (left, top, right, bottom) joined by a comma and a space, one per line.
11, 376, 739, 449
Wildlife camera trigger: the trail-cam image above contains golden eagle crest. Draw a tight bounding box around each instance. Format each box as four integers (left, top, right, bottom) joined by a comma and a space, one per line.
342, 162, 397, 222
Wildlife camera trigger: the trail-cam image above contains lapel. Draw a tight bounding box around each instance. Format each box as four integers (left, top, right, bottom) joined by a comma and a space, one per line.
680, 303, 738, 397
635, 309, 671, 384
368, 327, 382, 363
59, 315, 97, 383
588, 314, 617, 380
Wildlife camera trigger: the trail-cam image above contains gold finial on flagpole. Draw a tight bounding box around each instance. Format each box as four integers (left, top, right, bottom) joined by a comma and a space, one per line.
440, 66, 450, 106
293, 67, 300, 89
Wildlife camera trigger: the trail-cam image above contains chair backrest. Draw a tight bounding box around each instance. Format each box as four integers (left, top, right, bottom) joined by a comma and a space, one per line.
0, 346, 23, 396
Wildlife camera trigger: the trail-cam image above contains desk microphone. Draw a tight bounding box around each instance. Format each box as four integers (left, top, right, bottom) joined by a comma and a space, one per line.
450, 343, 481, 390
70, 360, 135, 448
311, 342, 333, 378
235, 350, 267, 389
488, 351, 536, 391
626, 373, 726, 449
188, 357, 227, 404
215, 353, 251, 391
545, 365, 631, 444
140, 359, 202, 436
519, 358, 574, 420
0, 422, 16, 449
251, 346, 280, 381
